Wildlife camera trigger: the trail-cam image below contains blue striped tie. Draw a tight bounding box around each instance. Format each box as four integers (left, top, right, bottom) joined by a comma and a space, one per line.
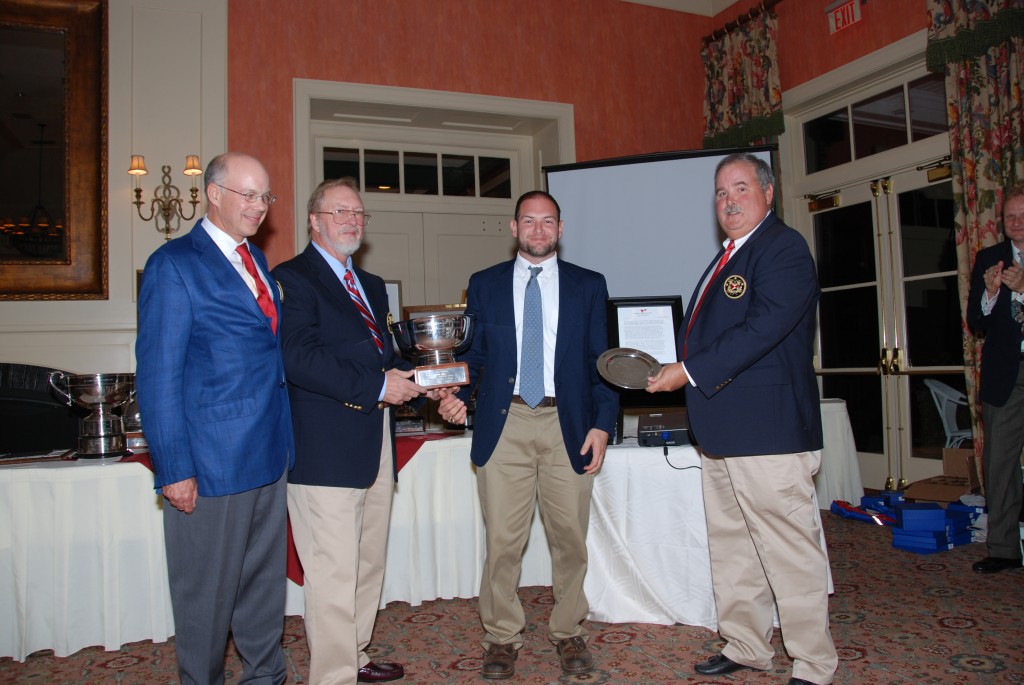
519, 266, 544, 408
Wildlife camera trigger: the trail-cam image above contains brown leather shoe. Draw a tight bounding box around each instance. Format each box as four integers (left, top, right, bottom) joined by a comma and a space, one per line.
481, 643, 517, 680
556, 636, 594, 674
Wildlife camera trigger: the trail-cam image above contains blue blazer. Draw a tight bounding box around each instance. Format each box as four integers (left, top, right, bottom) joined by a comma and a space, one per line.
458, 258, 619, 474
272, 244, 412, 488
135, 220, 294, 496
681, 212, 822, 456
967, 240, 1023, 406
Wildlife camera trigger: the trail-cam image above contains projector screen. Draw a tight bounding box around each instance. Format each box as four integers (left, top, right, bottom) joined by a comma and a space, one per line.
545, 146, 775, 303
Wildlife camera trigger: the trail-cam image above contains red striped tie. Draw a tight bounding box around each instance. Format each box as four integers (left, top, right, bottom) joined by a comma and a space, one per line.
236, 243, 278, 334
684, 240, 734, 358
344, 269, 385, 353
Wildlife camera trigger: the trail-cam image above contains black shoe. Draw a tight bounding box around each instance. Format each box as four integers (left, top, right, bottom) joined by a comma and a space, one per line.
789, 679, 818, 685
972, 556, 1023, 574
694, 654, 753, 675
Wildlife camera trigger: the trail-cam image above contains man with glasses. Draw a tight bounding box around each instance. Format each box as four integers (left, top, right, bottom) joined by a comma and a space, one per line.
136, 152, 293, 684
966, 182, 1024, 575
438, 190, 618, 679
273, 177, 439, 684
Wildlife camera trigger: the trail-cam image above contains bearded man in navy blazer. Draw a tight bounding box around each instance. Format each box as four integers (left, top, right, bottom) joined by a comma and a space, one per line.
966, 183, 1024, 575
136, 152, 293, 685
438, 190, 618, 680
273, 177, 436, 685
648, 153, 837, 685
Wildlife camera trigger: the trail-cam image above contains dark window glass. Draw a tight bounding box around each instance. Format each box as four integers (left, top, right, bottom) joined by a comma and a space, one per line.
404, 152, 438, 195
803, 108, 851, 174
479, 157, 511, 198
910, 375, 972, 458
898, 181, 955, 277
822, 376, 883, 453
442, 154, 476, 197
813, 202, 876, 288
323, 147, 359, 185
819, 287, 880, 368
908, 72, 947, 141
365, 150, 399, 194
852, 86, 907, 160
904, 275, 963, 367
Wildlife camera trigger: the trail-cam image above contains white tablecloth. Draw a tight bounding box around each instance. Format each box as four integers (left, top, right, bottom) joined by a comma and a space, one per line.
0, 459, 173, 662
817, 399, 864, 505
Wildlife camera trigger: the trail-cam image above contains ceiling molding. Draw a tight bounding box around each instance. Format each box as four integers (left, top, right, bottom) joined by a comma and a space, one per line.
621, 0, 739, 17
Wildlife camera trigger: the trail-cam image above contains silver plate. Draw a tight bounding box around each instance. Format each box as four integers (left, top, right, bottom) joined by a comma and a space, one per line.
597, 348, 662, 390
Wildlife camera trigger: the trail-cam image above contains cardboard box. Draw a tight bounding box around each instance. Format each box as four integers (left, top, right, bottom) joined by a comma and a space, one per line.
895, 502, 947, 531
903, 448, 980, 503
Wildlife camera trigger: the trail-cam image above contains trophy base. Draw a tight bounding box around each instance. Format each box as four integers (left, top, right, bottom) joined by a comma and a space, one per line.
78, 434, 127, 457
414, 362, 470, 388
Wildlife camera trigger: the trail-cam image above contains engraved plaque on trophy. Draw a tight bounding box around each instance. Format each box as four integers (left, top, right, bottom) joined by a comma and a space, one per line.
390, 314, 474, 388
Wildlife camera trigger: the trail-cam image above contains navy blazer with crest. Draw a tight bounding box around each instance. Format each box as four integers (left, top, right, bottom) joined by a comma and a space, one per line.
680, 212, 823, 457
458, 258, 619, 474
967, 240, 1024, 407
136, 220, 294, 496
272, 243, 413, 489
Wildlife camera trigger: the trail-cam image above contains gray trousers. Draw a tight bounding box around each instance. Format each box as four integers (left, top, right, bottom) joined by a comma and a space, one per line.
982, 361, 1024, 559
163, 472, 288, 685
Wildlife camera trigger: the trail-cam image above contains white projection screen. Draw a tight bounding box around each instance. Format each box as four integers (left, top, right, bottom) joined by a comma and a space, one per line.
546, 146, 775, 302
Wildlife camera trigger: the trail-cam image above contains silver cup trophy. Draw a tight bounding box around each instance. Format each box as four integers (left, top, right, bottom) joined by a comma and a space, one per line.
48, 371, 136, 458
390, 314, 475, 388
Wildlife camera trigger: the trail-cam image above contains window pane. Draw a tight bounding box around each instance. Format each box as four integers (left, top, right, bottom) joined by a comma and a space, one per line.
803, 108, 851, 174
908, 72, 947, 142
822, 376, 883, 453
813, 202, 876, 288
904, 275, 962, 367
324, 147, 359, 185
911, 375, 972, 459
819, 287, 879, 368
898, 181, 955, 277
365, 149, 399, 194
852, 86, 907, 160
404, 152, 438, 195
479, 157, 511, 198
442, 154, 476, 197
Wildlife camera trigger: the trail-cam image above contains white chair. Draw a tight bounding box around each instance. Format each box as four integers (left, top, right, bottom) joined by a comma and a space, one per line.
923, 378, 973, 448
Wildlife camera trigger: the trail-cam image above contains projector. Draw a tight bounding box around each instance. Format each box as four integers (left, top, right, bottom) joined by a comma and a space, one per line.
638, 410, 693, 447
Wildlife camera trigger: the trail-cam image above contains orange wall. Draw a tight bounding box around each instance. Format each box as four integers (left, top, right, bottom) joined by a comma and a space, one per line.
228, 0, 927, 264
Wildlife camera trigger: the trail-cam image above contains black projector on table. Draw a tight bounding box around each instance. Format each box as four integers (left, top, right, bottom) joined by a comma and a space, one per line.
638, 410, 694, 447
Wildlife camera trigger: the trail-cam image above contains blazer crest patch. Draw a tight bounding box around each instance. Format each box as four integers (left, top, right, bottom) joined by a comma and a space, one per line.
723, 275, 746, 299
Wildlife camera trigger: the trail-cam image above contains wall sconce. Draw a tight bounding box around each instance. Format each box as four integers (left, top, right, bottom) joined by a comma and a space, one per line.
128, 154, 203, 240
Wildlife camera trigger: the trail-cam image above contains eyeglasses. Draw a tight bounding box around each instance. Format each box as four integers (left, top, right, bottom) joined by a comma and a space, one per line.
517, 216, 558, 229
315, 208, 372, 226
216, 184, 277, 205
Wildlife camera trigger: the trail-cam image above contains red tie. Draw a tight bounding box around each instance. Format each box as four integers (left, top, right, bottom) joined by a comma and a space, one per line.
344, 269, 385, 353
684, 240, 734, 358
236, 243, 278, 334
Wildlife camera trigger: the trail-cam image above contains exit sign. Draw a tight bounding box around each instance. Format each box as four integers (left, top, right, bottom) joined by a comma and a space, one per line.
827, 0, 862, 34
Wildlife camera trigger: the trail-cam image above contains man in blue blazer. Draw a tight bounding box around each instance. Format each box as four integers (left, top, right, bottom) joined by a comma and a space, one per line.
966, 184, 1024, 574
438, 190, 619, 680
136, 152, 293, 685
648, 154, 837, 685
273, 177, 433, 684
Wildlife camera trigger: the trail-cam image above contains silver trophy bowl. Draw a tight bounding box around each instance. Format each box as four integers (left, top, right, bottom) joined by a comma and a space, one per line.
48, 371, 135, 458
391, 314, 475, 366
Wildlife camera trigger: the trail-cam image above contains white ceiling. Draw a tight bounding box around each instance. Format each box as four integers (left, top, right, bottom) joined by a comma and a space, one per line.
621, 0, 740, 16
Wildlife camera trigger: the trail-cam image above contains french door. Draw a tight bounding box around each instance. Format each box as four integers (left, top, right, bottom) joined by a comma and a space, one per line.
812, 167, 966, 488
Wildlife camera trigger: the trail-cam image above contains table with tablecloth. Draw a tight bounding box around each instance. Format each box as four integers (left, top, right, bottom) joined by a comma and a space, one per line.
3, 396, 860, 660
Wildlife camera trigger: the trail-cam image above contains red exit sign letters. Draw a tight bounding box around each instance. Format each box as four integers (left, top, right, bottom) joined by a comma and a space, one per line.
827, 0, 862, 34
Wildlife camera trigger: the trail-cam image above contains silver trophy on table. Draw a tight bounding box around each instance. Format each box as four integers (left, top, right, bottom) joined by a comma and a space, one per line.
48, 371, 136, 458
390, 314, 475, 388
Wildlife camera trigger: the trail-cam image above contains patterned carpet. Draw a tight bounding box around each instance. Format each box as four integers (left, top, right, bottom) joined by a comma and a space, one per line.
3, 513, 1023, 684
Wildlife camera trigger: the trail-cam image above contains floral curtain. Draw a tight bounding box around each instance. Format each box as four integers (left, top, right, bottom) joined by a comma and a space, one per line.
701, 9, 783, 149
927, 0, 1024, 465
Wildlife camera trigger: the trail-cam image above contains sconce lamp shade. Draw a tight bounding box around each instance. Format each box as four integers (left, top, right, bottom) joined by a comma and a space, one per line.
183, 155, 203, 176
128, 155, 148, 176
